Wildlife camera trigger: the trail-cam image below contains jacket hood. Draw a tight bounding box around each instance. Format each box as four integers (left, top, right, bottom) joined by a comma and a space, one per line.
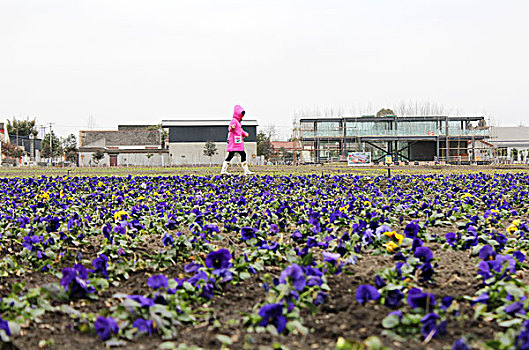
233, 105, 245, 121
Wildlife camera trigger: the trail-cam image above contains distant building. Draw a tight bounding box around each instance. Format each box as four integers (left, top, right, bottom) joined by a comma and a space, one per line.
270, 140, 304, 163
0, 123, 42, 164
467, 139, 496, 162
490, 126, 529, 149
271, 141, 301, 152
0, 122, 8, 163
300, 115, 489, 163
490, 126, 529, 163
78, 128, 168, 167
0, 122, 8, 143
13, 135, 42, 159
161, 120, 258, 165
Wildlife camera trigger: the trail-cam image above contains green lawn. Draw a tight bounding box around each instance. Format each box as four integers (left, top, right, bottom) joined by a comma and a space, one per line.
0, 164, 527, 177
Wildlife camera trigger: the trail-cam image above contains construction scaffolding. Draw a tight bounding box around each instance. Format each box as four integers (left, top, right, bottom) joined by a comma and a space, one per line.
298, 119, 346, 163
297, 115, 491, 164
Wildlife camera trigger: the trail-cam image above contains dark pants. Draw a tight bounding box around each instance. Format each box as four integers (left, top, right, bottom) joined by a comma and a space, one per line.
225, 151, 247, 163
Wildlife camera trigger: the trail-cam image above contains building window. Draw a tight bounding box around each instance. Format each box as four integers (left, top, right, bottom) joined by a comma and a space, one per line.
397, 121, 437, 136
316, 121, 342, 137
346, 121, 390, 137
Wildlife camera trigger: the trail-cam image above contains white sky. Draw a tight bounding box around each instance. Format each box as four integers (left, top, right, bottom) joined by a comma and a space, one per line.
1, 0, 528, 139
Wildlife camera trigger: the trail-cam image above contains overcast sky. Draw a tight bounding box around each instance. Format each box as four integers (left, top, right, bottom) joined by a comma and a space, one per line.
1, 0, 528, 139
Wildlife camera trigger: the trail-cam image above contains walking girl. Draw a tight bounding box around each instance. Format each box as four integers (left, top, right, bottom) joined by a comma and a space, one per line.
220, 105, 255, 175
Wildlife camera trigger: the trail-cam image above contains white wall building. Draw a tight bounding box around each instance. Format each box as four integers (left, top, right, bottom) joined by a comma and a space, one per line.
491, 126, 529, 163
78, 128, 169, 167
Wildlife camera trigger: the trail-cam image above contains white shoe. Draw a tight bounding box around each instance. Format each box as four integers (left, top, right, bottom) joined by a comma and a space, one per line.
220, 161, 231, 175
242, 162, 255, 175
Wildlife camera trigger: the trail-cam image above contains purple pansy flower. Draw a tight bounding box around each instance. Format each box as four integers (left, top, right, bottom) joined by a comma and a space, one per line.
453, 338, 469, 350
162, 232, 174, 246
505, 302, 526, 316
478, 245, 496, 261
60, 264, 95, 298
147, 275, 168, 289
241, 227, 257, 240
205, 249, 232, 270
258, 303, 287, 333
187, 270, 216, 298
279, 264, 306, 291
516, 320, 529, 350
420, 313, 445, 339
407, 288, 436, 310
404, 222, 420, 238
184, 262, 202, 273
375, 275, 386, 288
322, 252, 341, 265
133, 318, 155, 336
91, 254, 109, 279
127, 295, 155, 307
304, 266, 323, 287
385, 289, 404, 308
471, 292, 489, 306
356, 284, 380, 305
441, 296, 453, 311
445, 232, 458, 246
0, 316, 10, 336
414, 246, 433, 262
94, 316, 119, 341
212, 268, 233, 283
514, 251, 526, 263
204, 224, 220, 233
314, 291, 328, 306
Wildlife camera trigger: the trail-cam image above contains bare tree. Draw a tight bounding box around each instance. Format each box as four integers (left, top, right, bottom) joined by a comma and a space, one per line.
262, 124, 280, 141
87, 115, 97, 130
294, 101, 465, 120
393, 100, 454, 116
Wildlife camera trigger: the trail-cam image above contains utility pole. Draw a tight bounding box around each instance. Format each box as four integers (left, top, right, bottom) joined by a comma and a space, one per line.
50, 123, 52, 166
36, 124, 46, 164
292, 118, 299, 166
45, 123, 55, 166
445, 116, 450, 164
0, 122, 3, 164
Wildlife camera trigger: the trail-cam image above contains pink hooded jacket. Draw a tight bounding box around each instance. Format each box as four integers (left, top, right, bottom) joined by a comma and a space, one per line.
227, 105, 249, 152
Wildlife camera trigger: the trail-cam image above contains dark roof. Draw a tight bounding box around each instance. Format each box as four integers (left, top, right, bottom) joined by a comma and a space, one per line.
117, 125, 157, 131
79, 130, 161, 147
300, 115, 485, 123
162, 120, 258, 127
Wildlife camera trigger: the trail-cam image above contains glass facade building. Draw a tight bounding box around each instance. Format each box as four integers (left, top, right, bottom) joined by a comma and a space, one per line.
300, 116, 489, 163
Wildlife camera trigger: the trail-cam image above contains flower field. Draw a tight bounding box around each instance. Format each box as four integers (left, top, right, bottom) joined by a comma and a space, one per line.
2, 171, 529, 349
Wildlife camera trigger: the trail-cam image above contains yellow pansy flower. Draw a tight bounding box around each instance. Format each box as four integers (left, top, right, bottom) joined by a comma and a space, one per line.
383, 231, 396, 238
114, 210, 128, 221
384, 241, 398, 252
507, 225, 518, 235
383, 231, 404, 245
394, 233, 404, 245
